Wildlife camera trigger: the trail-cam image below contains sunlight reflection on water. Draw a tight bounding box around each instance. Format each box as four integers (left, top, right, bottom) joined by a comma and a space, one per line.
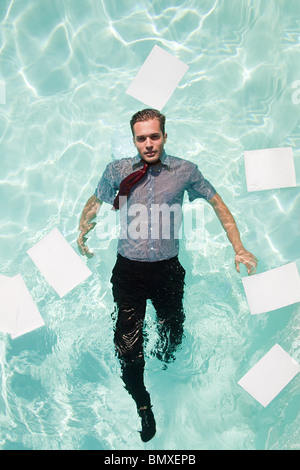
0, 0, 299, 451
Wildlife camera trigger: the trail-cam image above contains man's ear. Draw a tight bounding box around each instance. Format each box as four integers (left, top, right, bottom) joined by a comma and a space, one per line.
164, 133, 167, 144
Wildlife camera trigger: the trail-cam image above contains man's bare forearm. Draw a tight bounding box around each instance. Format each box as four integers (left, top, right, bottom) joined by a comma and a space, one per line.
209, 193, 244, 253
209, 193, 258, 274
77, 195, 102, 257
79, 195, 102, 233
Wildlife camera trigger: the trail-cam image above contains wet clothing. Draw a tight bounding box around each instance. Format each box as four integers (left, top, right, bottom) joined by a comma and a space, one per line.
95, 151, 215, 409
111, 254, 185, 408
95, 151, 216, 262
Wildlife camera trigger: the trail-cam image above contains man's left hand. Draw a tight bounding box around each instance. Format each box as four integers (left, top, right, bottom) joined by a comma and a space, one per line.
235, 249, 258, 276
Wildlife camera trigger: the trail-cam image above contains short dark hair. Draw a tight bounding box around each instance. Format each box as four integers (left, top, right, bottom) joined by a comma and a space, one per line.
130, 108, 166, 136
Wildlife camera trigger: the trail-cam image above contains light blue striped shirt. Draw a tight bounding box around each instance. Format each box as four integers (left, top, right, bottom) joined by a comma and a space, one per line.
94, 151, 216, 261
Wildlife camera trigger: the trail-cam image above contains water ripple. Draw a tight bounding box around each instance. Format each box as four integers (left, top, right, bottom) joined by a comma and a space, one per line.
0, 0, 299, 451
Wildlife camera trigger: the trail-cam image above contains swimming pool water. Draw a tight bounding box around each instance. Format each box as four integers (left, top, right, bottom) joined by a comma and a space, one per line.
0, 0, 299, 450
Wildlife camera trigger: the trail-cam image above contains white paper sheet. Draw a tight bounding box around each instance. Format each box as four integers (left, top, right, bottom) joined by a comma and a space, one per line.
11, 275, 45, 339
238, 344, 300, 407
126, 45, 189, 110
242, 262, 300, 315
244, 147, 296, 192
27, 228, 92, 298
0, 274, 44, 338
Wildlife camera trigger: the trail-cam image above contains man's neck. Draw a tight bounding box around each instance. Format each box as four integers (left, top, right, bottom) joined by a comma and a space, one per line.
140, 159, 161, 167
148, 160, 161, 166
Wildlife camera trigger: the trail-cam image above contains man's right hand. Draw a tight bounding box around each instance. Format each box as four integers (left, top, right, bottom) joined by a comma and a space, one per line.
77, 225, 96, 258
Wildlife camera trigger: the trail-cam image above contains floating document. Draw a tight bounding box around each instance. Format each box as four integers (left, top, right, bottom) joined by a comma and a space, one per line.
242, 262, 300, 315
126, 45, 189, 110
238, 344, 300, 407
27, 228, 92, 298
0, 274, 44, 339
244, 147, 296, 192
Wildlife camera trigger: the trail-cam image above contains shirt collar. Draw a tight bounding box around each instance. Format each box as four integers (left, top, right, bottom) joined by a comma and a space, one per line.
132, 150, 170, 169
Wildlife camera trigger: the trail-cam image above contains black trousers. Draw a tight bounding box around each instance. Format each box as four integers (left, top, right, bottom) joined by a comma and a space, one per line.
110, 254, 186, 409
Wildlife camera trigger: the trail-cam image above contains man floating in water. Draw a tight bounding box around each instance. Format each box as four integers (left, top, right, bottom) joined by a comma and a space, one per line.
77, 109, 258, 442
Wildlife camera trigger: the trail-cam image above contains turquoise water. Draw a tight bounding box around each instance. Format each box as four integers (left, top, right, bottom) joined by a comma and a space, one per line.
0, 0, 300, 450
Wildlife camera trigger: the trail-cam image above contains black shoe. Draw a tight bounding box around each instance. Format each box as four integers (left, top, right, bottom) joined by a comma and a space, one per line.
138, 406, 156, 442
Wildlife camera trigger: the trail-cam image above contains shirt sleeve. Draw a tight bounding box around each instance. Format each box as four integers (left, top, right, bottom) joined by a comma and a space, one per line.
186, 164, 217, 201
94, 162, 119, 205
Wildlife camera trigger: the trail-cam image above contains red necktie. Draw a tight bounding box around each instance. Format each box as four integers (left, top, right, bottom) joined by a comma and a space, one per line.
113, 161, 149, 210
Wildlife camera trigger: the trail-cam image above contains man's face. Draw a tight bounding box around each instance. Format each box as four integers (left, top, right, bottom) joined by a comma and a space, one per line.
132, 119, 167, 164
